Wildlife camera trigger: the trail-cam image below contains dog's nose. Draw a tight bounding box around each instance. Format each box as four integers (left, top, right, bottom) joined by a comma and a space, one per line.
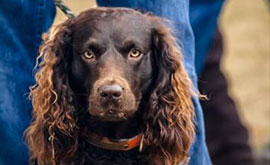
98, 84, 123, 99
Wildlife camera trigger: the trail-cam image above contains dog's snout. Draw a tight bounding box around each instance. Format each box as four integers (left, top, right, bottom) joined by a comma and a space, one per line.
98, 84, 123, 99
90, 78, 136, 120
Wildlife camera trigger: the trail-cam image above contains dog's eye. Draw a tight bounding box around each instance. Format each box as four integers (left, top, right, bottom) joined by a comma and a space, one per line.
82, 49, 95, 60
128, 49, 142, 58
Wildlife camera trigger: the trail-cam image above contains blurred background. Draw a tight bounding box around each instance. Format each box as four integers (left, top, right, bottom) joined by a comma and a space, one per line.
54, 0, 270, 163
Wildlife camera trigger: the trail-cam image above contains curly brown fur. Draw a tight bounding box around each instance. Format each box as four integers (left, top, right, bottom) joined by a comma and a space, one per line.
24, 8, 195, 165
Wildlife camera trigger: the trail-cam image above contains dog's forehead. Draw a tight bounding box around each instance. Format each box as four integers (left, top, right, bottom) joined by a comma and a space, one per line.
72, 8, 153, 44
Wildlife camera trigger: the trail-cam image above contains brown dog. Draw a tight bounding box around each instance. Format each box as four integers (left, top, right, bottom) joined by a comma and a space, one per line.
25, 8, 195, 165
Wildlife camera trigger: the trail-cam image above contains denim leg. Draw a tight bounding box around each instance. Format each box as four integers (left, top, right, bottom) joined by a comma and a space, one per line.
0, 0, 55, 164
189, 0, 225, 76
97, 1, 211, 164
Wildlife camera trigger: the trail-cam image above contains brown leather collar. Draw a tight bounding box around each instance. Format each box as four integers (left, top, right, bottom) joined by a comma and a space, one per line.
86, 132, 144, 151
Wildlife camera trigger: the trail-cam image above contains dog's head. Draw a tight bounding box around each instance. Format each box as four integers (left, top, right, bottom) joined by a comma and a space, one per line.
69, 9, 154, 121
25, 8, 195, 165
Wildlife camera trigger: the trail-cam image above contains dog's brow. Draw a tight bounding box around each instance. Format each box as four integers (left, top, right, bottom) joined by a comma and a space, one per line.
122, 38, 143, 50
86, 38, 100, 46
83, 38, 103, 50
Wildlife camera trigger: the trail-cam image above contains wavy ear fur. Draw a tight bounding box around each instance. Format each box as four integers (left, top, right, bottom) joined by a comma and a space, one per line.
144, 18, 195, 165
24, 19, 78, 165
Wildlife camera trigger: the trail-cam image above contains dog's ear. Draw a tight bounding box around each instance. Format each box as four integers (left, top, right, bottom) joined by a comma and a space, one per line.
144, 18, 195, 164
24, 19, 78, 165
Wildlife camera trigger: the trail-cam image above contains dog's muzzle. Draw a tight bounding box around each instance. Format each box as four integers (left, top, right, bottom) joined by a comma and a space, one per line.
89, 78, 137, 121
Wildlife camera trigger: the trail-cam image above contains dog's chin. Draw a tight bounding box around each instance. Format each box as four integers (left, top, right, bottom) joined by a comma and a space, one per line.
89, 109, 137, 122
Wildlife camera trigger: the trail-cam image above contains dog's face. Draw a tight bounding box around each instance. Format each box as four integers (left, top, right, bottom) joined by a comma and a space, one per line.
69, 10, 154, 121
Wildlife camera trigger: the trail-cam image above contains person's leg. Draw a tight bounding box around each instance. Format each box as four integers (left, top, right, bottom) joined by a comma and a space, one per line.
199, 30, 254, 165
189, 0, 225, 75
0, 0, 55, 164
96, 1, 211, 164
189, 1, 254, 164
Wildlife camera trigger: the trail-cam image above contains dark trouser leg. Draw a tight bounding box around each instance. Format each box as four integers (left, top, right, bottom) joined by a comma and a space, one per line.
199, 29, 254, 165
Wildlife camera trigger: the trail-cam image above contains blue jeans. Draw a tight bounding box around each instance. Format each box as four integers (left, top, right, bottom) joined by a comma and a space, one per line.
0, 0, 221, 164
190, 0, 225, 75
0, 0, 55, 164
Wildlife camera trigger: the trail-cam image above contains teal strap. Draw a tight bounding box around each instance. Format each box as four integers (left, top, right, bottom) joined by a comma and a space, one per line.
52, 0, 75, 18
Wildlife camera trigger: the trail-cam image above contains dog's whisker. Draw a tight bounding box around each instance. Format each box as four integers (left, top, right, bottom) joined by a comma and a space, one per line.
122, 115, 127, 120
109, 109, 114, 114
118, 113, 124, 118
